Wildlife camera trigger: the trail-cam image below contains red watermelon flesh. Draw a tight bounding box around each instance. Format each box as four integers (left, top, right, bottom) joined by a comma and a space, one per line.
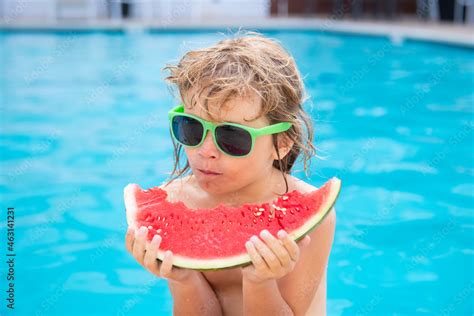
124, 177, 341, 270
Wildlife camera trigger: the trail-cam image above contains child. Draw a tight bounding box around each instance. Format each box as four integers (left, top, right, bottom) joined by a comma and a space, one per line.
125, 31, 336, 316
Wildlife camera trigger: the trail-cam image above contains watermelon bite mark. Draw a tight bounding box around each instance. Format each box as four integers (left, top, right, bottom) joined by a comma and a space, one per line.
124, 177, 341, 270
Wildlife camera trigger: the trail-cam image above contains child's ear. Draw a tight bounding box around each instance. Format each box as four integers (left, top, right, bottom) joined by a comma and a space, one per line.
272, 134, 294, 160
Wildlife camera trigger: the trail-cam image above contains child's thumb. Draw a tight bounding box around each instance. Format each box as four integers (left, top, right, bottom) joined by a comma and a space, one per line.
299, 235, 311, 247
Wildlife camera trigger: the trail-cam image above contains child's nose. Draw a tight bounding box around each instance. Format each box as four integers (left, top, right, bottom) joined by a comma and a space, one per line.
197, 131, 220, 158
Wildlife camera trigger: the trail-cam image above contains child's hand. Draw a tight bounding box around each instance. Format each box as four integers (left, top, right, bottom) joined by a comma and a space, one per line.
241, 229, 311, 284
125, 226, 199, 284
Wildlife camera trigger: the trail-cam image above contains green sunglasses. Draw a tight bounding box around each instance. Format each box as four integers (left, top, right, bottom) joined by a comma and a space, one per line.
168, 104, 292, 158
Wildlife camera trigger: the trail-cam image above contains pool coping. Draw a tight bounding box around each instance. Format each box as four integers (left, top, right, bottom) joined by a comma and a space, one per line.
1, 17, 473, 48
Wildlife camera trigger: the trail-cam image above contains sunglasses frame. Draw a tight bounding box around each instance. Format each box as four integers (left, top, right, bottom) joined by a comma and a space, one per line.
168, 104, 292, 158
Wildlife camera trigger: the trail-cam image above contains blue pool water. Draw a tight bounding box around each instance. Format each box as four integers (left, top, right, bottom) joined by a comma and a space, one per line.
0, 30, 473, 315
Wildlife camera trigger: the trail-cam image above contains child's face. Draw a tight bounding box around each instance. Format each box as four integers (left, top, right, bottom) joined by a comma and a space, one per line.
182, 88, 279, 195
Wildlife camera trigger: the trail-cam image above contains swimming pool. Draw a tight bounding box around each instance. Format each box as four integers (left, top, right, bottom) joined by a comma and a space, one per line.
0, 29, 472, 315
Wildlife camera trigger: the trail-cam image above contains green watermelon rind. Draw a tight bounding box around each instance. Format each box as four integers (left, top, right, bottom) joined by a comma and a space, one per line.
124, 177, 341, 271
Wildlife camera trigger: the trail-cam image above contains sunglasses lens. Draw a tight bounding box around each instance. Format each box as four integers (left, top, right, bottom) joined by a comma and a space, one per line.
216, 125, 252, 156
172, 115, 204, 146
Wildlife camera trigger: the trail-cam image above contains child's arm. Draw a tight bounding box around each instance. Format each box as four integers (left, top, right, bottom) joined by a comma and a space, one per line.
242, 208, 336, 315
243, 277, 294, 315
126, 226, 223, 315
168, 273, 223, 316
241, 232, 311, 316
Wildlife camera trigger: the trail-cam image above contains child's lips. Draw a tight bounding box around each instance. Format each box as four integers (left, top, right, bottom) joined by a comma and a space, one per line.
198, 169, 222, 175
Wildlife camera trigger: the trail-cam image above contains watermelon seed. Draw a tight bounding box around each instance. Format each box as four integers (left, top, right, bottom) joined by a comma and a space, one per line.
295, 207, 300, 212
147, 225, 153, 230
270, 205, 276, 218
157, 229, 162, 233
260, 218, 263, 223
282, 196, 289, 200
253, 211, 262, 216
157, 216, 161, 221
252, 219, 257, 224
165, 223, 169, 227
290, 209, 295, 214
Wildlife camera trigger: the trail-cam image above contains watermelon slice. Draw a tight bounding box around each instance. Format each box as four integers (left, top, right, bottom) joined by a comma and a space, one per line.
124, 177, 341, 270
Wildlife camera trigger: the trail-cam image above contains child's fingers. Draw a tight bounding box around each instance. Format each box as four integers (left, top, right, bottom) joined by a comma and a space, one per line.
132, 226, 148, 265
260, 230, 291, 267
278, 230, 300, 261
160, 251, 174, 278
125, 227, 135, 254
245, 240, 267, 272
143, 235, 162, 275
250, 236, 280, 271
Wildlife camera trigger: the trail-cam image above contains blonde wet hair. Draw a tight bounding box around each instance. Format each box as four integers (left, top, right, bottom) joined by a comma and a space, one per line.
162, 31, 316, 193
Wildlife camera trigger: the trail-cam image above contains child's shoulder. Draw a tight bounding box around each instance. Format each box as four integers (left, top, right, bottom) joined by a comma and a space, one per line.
288, 175, 318, 194
159, 174, 191, 192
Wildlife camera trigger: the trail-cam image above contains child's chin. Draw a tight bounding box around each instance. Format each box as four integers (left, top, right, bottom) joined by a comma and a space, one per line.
195, 178, 229, 193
